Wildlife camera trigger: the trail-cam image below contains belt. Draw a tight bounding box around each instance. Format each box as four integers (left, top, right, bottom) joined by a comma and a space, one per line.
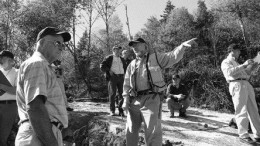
137, 89, 157, 96
19, 119, 64, 131
228, 78, 248, 83
0, 100, 16, 104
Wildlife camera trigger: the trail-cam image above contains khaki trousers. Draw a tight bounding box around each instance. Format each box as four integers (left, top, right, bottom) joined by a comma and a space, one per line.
126, 94, 162, 146
15, 122, 63, 146
229, 80, 260, 138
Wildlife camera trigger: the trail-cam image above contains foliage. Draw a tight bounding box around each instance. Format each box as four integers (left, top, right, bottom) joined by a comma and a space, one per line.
160, 0, 175, 23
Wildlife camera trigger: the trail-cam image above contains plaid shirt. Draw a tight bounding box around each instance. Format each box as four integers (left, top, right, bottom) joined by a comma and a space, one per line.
16, 52, 68, 127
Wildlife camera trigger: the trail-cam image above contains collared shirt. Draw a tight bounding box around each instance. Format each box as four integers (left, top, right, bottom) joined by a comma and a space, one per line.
16, 52, 68, 127
110, 56, 124, 74
135, 53, 150, 91
0, 67, 18, 100
123, 44, 188, 97
221, 53, 249, 82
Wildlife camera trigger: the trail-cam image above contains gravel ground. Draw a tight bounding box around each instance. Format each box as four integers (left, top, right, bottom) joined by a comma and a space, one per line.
69, 101, 258, 146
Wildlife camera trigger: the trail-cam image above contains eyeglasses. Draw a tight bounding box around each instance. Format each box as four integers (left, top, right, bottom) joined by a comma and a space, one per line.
53, 41, 66, 50
45, 40, 66, 51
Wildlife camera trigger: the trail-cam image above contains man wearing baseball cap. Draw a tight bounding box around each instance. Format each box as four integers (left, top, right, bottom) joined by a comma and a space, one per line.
122, 37, 197, 146
100, 45, 127, 116
15, 27, 71, 146
221, 43, 260, 145
0, 50, 18, 146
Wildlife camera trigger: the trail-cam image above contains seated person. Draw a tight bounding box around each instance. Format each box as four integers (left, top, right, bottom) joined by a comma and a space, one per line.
166, 74, 190, 118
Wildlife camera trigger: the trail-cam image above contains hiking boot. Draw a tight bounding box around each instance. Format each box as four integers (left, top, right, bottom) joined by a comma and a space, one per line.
179, 112, 187, 118
239, 137, 255, 145
119, 112, 125, 117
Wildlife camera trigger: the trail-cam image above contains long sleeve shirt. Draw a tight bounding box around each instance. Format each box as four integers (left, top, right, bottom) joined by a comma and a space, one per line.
221, 54, 249, 82
123, 44, 189, 97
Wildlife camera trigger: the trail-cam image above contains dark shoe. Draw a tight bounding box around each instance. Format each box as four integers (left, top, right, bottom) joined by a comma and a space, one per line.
109, 112, 116, 116
254, 138, 260, 144
66, 107, 74, 111
179, 112, 187, 118
119, 112, 125, 117
239, 137, 255, 145
228, 118, 238, 129
170, 113, 174, 118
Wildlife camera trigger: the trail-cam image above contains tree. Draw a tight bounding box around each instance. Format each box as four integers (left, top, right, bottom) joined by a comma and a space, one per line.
160, 0, 175, 23
159, 7, 195, 50
94, 0, 123, 55
213, 0, 260, 57
135, 16, 162, 52
97, 15, 128, 52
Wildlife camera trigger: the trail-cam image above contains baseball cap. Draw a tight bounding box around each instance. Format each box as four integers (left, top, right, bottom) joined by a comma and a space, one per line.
129, 38, 146, 46
0, 50, 14, 59
36, 27, 71, 42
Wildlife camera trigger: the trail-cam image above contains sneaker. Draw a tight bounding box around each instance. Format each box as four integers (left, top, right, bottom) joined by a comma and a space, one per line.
170, 113, 174, 118
239, 137, 255, 145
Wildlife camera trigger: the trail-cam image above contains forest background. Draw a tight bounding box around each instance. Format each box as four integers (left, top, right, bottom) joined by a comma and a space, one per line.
1, 0, 260, 113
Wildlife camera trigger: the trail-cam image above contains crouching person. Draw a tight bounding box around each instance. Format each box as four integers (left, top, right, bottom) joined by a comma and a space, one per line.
15, 27, 71, 146
166, 74, 190, 118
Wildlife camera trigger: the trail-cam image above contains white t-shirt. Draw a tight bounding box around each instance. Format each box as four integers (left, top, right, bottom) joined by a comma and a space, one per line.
0, 67, 18, 100
110, 56, 124, 74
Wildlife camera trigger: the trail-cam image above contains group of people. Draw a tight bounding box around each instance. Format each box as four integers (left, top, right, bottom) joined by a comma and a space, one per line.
0, 25, 259, 146
101, 37, 197, 146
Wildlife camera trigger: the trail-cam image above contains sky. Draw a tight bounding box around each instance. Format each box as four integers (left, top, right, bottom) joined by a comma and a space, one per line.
76, 0, 212, 42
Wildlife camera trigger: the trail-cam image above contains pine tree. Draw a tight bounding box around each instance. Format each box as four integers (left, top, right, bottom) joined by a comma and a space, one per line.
160, 0, 175, 23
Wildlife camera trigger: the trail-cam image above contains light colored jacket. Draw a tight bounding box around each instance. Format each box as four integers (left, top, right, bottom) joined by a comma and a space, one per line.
123, 44, 189, 97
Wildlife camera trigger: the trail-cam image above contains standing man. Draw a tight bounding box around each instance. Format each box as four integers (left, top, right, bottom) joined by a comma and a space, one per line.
100, 46, 127, 116
122, 37, 197, 146
221, 43, 260, 145
0, 50, 18, 146
15, 27, 71, 146
166, 74, 190, 118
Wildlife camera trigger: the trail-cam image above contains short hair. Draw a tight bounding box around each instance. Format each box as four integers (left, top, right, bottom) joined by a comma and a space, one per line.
228, 44, 240, 52
112, 45, 122, 51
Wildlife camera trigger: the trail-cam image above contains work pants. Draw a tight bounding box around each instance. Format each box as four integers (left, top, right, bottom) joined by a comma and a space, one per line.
108, 74, 124, 113
166, 98, 190, 114
229, 80, 260, 138
126, 94, 163, 146
15, 122, 63, 146
0, 101, 18, 146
